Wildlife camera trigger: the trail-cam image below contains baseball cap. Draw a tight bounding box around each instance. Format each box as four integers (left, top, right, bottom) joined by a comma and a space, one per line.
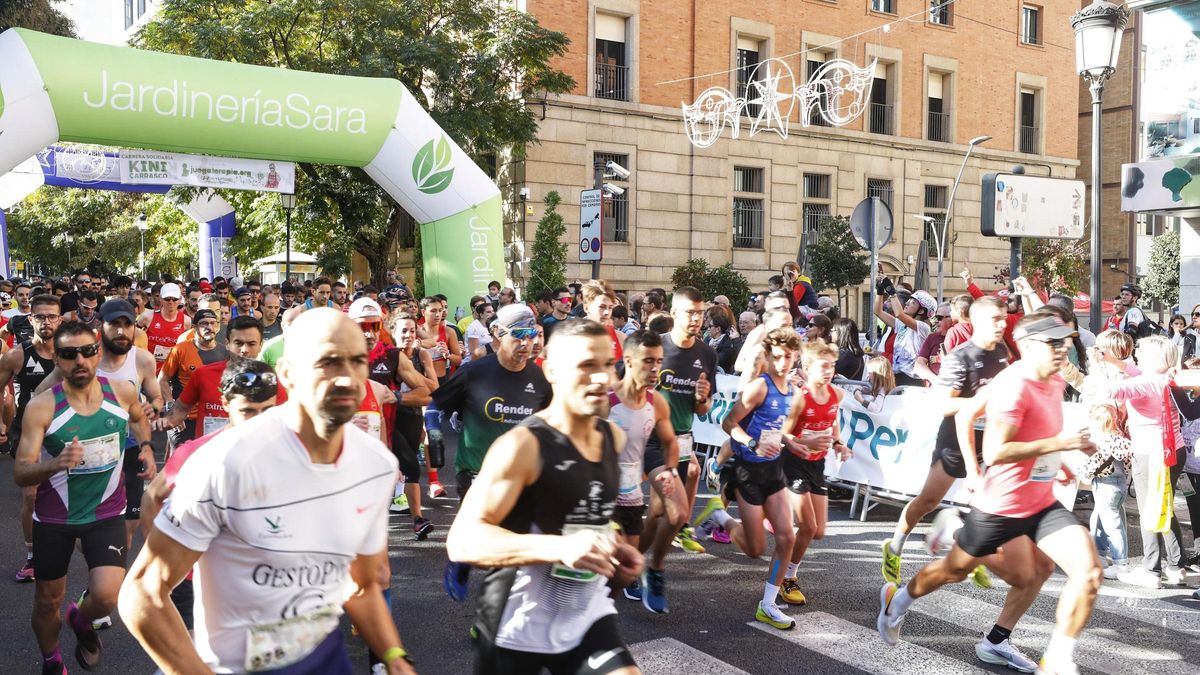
348, 298, 383, 321
1012, 314, 1078, 342
99, 299, 137, 323
234, 287, 252, 298
496, 304, 536, 330
160, 282, 182, 299
199, 281, 213, 293
193, 309, 219, 324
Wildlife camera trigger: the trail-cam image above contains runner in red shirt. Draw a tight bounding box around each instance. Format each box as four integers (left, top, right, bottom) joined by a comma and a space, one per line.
140, 283, 191, 374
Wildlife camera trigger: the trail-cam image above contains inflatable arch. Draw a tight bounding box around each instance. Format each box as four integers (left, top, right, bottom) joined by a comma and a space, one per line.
0, 28, 503, 302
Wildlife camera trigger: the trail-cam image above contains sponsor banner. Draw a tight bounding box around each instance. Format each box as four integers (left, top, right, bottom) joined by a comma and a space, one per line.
693, 380, 1086, 507
418, 195, 504, 301
120, 149, 294, 193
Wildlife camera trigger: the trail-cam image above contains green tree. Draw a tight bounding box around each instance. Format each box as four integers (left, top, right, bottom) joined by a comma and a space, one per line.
1005, 237, 1089, 296
1144, 228, 1179, 309
136, 0, 573, 286
1, 0, 75, 36
670, 259, 751, 314
807, 216, 870, 310
525, 191, 567, 300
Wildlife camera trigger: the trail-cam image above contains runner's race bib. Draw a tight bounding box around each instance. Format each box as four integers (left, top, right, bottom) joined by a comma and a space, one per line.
550, 523, 613, 583
677, 434, 694, 461
153, 344, 171, 362
203, 416, 230, 436
617, 462, 642, 502
352, 412, 382, 439
1030, 453, 1062, 482
758, 429, 783, 456
244, 606, 341, 672
69, 433, 121, 475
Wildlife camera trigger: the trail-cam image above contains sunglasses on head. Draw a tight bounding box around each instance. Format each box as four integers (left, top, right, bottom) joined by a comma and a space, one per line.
56, 343, 100, 360
224, 371, 277, 391
505, 327, 539, 340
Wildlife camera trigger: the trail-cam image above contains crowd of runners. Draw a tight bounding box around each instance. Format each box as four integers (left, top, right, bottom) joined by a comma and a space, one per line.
0, 265, 1198, 675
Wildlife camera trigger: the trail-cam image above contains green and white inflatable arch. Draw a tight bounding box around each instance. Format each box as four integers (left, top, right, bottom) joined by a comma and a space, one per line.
0, 28, 502, 302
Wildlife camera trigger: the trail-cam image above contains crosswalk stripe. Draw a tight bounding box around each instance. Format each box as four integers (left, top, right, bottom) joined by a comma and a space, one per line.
629, 637, 751, 675
748, 611, 988, 674
1037, 577, 1200, 634
912, 589, 1192, 675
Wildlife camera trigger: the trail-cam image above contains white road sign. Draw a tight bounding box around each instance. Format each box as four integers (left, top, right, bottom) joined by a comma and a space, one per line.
981, 173, 1086, 239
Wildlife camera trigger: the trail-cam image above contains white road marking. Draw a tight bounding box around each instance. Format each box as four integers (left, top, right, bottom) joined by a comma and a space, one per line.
629, 637, 751, 675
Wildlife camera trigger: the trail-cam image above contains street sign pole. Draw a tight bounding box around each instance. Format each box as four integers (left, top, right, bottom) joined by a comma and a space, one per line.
868, 197, 879, 346
1010, 237, 1022, 281
592, 158, 604, 279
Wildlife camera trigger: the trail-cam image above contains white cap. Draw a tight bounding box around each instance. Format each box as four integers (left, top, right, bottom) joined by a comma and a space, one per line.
159, 282, 182, 299
348, 297, 383, 321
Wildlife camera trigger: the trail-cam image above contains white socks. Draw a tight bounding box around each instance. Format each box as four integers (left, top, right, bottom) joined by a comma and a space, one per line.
889, 586, 915, 616
713, 509, 734, 529
1043, 634, 1077, 667
785, 562, 799, 578
763, 583, 780, 606
889, 528, 908, 554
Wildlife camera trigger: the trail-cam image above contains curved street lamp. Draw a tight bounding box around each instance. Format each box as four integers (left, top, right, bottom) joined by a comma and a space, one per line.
1071, 0, 1130, 333
939, 134, 991, 303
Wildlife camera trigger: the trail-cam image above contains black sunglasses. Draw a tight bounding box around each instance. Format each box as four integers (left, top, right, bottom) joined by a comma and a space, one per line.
223, 371, 278, 393
56, 343, 101, 360
1193, 312, 1200, 318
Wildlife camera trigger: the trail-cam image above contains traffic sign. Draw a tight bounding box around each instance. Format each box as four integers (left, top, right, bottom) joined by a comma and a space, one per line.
849, 197, 893, 250
579, 188, 603, 262
981, 173, 1085, 239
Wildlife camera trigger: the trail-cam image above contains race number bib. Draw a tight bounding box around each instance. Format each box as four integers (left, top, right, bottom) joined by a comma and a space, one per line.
153, 344, 171, 362
203, 416, 230, 436
677, 434, 694, 461
758, 429, 783, 456
68, 433, 121, 475
618, 462, 643, 500
1030, 453, 1062, 482
550, 523, 612, 583
351, 412, 382, 439
244, 606, 341, 672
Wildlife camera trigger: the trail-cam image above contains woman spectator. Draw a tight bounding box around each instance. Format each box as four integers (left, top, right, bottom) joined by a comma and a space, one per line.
1167, 313, 1188, 349
705, 304, 738, 374
1091, 334, 1188, 587
872, 285, 936, 387
831, 318, 865, 380
853, 356, 895, 413
1173, 357, 1200, 569
805, 313, 832, 343
1183, 303, 1200, 361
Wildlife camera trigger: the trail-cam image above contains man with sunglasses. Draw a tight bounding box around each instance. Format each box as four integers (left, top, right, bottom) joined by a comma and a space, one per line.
913, 302, 955, 385
14, 320, 155, 674
540, 286, 574, 339
433, 303, 551, 601
0, 294, 62, 583
63, 290, 101, 332
141, 283, 191, 375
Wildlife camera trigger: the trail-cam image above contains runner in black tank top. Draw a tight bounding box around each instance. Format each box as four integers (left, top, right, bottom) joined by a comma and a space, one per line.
447, 320, 643, 675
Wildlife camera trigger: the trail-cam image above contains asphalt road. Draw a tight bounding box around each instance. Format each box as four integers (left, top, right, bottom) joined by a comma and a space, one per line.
1, 436, 1198, 675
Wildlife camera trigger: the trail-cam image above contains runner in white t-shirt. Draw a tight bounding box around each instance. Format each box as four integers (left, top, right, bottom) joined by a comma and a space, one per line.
119, 308, 416, 675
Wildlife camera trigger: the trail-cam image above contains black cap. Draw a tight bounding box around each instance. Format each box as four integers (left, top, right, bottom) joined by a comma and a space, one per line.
234, 287, 252, 297
99, 299, 137, 324
193, 309, 219, 324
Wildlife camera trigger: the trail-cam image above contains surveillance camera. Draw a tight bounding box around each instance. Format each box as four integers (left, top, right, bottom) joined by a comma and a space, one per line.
518, 187, 530, 200
603, 183, 625, 196
606, 161, 631, 180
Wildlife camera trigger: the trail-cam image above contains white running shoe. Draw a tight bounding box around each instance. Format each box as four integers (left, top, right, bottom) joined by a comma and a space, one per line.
976, 637, 1037, 673
1103, 562, 1129, 581
1117, 567, 1162, 589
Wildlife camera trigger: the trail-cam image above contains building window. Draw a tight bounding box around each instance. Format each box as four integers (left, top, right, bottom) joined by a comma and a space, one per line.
803, 173, 832, 236
736, 38, 763, 118
869, 63, 894, 135
1021, 5, 1041, 45
1019, 88, 1040, 153
1194, 118, 1199, 135
138, 0, 146, 16
923, 185, 949, 257
806, 53, 832, 127
124, 0, 134, 28
929, 0, 952, 26
927, 72, 949, 142
867, 178, 894, 211
595, 14, 628, 101
595, 152, 630, 242
871, 0, 896, 14
733, 166, 765, 249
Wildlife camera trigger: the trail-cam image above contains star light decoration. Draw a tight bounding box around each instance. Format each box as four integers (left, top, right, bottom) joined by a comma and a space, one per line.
682, 57, 878, 149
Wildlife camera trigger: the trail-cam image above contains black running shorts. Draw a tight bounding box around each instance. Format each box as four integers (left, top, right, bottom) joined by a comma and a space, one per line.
32, 516, 127, 581
474, 615, 637, 675
955, 503, 1082, 558
612, 504, 646, 537
930, 429, 985, 480
723, 457, 786, 506
784, 454, 828, 496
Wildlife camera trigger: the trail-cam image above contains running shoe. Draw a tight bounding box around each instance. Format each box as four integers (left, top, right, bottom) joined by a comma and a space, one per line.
642, 568, 669, 614
41, 657, 66, 675
704, 456, 721, 492
77, 590, 111, 631
976, 637, 1037, 673
15, 560, 35, 583
444, 561, 470, 602
390, 494, 410, 514
1161, 567, 1188, 586
371, 663, 388, 675
755, 601, 795, 630
779, 578, 807, 605
674, 528, 705, 554
1102, 562, 1129, 581
428, 482, 447, 499
881, 539, 903, 585
1117, 567, 1161, 589
711, 526, 731, 544
413, 518, 433, 541
876, 582, 905, 647
623, 579, 643, 601
66, 601, 102, 671
969, 564, 993, 589
692, 495, 724, 529
1035, 658, 1080, 675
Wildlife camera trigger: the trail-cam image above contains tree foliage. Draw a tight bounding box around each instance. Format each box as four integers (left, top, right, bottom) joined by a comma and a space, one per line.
997, 237, 1090, 296
1144, 228, 1179, 308
525, 191, 566, 300
807, 216, 870, 308
135, 0, 574, 286
670, 259, 751, 314
0, 0, 75, 36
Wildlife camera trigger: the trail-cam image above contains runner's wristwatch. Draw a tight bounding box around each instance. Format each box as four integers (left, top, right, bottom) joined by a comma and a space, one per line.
746, 438, 758, 451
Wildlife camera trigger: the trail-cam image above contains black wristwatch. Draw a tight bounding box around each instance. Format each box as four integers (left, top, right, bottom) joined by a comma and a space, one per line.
746, 438, 759, 451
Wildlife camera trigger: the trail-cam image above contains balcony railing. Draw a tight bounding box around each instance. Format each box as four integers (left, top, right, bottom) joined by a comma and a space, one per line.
1019, 125, 1040, 154
927, 111, 950, 142
868, 102, 894, 135
594, 62, 629, 101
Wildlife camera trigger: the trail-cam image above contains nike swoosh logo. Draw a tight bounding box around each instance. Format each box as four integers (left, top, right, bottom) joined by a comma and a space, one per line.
356, 505, 370, 514
587, 648, 623, 670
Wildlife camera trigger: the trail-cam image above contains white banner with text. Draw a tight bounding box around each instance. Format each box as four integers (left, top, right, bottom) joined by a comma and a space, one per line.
120, 150, 295, 193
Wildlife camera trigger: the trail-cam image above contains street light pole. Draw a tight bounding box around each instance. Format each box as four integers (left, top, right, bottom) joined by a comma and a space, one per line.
940, 134, 991, 303
279, 193, 297, 283
1071, 0, 1129, 333
137, 214, 148, 280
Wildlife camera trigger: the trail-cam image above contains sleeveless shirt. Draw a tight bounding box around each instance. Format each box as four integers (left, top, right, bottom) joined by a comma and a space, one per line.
789, 385, 839, 462
146, 310, 187, 371
734, 374, 793, 463
608, 390, 655, 506
13, 340, 55, 430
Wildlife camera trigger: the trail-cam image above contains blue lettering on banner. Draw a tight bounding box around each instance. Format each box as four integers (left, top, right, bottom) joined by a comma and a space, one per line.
838, 408, 908, 462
